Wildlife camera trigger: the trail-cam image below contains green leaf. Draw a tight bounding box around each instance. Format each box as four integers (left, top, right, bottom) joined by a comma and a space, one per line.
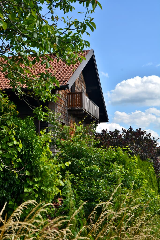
87, 22, 94, 32
0, 13, 4, 19
24, 188, 32, 192
33, 32, 37, 38
90, 22, 96, 29
46, 61, 50, 68
97, 1, 102, 9
65, 161, 71, 167
32, 59, 36, 65
9, 12, 16, 21
26, 170, 30, 176
31, 10, 36, 18
0, 20, 7, 30
14, 140, 18, 145
19, 143, 22, 149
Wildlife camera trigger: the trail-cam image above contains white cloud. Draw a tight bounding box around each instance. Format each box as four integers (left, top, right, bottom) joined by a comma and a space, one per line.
145, 108, 160, 116
113, 108, 160, 129
101, 72, 109, 78
96, 123, 124, 133
145, 129, 159, 140
142, 62, 153, 67
156, 64, 160, 67
113, 110, 157, 128
108, 75, 160, 106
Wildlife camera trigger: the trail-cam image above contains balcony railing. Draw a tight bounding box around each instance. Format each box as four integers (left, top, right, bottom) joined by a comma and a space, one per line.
68, 92, 99, 120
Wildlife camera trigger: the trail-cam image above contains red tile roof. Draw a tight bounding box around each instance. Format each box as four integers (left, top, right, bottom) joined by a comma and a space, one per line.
0, 50, 90, 90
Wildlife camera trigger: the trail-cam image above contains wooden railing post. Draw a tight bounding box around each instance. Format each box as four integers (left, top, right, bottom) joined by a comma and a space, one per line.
67, 92, 99, 120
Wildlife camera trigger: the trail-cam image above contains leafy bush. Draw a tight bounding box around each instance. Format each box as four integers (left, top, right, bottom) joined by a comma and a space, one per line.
95, 127, 158, 160
55, 124, 159, 217
95, 127, 160, 176
0, 93, 63, 213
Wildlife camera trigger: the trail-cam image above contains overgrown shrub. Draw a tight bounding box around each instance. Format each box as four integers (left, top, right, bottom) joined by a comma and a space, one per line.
95, 127, 160, 176
0, 93, 64, 213
55, 124, 159, 217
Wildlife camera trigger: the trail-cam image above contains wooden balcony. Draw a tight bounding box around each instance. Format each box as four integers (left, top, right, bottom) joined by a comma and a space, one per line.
67, 92, 99, 121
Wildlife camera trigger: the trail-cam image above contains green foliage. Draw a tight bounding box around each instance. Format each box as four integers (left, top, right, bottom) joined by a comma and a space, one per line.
86, 186, 160, 240
95, 127, 160, 176
1, 190, 160, 240
55, 123, 159, 217
1, 104, 160, 239
0, 0, 104, 219
0, 0, 101, 101
0, 92, 64, 213
136, 156, 158, 194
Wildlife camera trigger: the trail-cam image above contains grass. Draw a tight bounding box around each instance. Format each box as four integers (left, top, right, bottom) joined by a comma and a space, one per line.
0, 187, 160, 240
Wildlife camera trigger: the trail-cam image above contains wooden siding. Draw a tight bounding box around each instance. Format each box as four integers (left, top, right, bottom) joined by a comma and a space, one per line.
54, 72, 88, 125
75, 72, 86, 93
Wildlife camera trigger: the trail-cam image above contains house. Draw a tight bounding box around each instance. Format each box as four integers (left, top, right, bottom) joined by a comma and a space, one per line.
0, 49, 108, 130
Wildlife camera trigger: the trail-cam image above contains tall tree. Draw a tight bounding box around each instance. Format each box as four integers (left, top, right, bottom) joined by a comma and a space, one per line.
0, 0, 101, 101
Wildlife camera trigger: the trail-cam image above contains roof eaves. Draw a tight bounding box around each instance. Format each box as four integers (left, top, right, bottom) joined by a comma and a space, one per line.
67, 49, 93, 89
90, 51, 108, 122
93, 54, 109, 122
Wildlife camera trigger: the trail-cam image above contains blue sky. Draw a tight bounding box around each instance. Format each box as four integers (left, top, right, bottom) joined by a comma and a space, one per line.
84, 0, 160, 141
42, 0, 160, 141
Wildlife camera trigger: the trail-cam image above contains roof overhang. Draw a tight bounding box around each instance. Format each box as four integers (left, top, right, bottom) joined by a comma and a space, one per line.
68, 49, 108, 123
67, 49, 93, 89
